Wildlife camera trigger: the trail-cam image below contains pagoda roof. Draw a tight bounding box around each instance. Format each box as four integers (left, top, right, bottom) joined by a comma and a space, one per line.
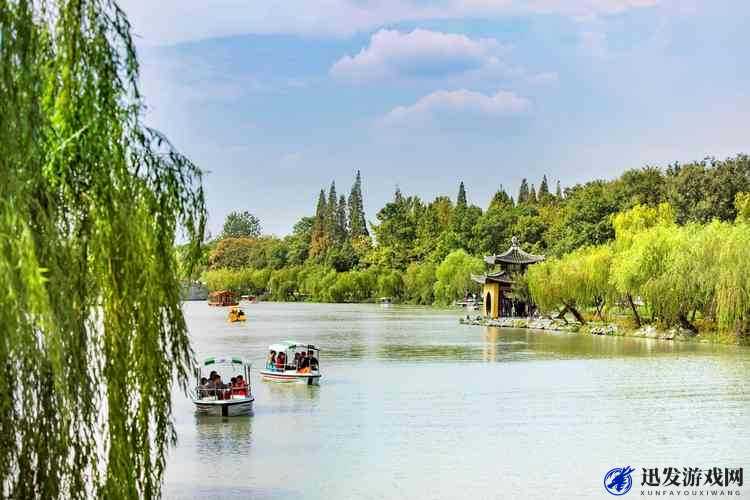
485, 236, 545, 265
471, 270, 515, 285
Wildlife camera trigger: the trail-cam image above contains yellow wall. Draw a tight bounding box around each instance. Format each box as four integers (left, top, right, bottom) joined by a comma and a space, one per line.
482, 282, 502, 319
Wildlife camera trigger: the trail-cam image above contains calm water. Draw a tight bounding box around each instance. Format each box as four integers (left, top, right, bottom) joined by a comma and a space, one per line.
165, 302, 750, 499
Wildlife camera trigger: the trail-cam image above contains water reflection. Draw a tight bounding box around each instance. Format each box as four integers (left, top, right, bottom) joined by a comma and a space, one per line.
168, 302, 750, 500
194, 415, 253, 457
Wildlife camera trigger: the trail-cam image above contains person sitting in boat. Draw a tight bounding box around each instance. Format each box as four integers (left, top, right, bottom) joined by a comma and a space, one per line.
292, 352, 301, 370
298, 352, 310, 373
267, 351, 276, 370
275, 351, 286, 371
308, 350, 319, 371
209, 373, 229, 399
198, 377, 209, 398
232, 375, 248, 397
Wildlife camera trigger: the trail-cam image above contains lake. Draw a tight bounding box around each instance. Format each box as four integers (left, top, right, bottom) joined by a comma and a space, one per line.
165, 302, 750, 499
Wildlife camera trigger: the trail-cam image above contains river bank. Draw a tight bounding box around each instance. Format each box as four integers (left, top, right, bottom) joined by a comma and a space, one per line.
459, 315, 745, 345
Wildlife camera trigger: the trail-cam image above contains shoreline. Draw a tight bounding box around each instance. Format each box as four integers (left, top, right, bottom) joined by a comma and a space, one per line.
459, 316, 747, 346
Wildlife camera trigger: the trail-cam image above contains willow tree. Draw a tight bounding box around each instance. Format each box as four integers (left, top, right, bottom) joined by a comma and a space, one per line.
526, 245, 613, 324
609, 203, 675, 326
1, 1, 205, 498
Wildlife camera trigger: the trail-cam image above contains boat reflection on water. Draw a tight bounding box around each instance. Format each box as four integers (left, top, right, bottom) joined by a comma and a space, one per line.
194, 414, 254, 457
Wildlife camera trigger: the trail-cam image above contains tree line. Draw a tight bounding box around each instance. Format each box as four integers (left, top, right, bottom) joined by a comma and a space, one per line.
527, 198, 750, 335
197, 154, 750, 314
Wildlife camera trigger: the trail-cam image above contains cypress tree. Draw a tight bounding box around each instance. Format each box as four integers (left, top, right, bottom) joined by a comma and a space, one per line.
310, 189, 329, 256
348, 170, 368, 237
529, 184, 537, 204
394, 186, 404, 203
556, 180, 563, 198
538, 175, 550, 200
518, 179, 529, 204
326, 181, 338, 237
457, 181, 467, 208
490, 187, 513, 208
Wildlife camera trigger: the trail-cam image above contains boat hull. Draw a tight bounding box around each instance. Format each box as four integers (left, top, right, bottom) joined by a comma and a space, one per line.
259, 370, 322, 385
192, 397, 254, 416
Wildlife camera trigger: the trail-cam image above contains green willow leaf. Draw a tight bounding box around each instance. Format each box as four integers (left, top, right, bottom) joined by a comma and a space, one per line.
0, 1, 206, 498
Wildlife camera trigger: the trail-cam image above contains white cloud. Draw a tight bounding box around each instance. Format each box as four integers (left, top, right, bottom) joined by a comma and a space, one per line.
381, 89, 530, 127
331, 29, 506, 82
117, 0, 660, 45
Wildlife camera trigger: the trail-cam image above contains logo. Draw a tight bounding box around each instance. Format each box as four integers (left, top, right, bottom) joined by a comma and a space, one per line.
604, 466, 635, 496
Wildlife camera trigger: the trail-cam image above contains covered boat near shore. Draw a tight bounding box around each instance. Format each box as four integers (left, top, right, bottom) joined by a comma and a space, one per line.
192, 356, 254, 416
259, 341, 322, 385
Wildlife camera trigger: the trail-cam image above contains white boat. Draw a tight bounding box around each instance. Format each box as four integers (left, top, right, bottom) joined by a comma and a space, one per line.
259, 341, 322, 385
379, 296, 392, 307
192, 356, 254, 416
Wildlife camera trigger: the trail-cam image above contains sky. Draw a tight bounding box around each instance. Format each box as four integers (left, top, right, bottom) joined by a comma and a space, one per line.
119, 0, 750, 237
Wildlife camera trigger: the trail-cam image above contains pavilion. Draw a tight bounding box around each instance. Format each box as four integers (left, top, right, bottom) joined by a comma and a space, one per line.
471, 236, 544, 319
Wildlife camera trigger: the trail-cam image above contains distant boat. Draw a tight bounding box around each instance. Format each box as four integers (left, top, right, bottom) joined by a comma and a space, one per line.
379, 297, 392, 307
228, 307, 246, 323
259, 341, 322, 385
208, 290, 239, 307
192, 357, 254, 417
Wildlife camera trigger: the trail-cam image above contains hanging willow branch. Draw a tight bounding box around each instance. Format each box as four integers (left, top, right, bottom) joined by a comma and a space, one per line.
0, 1, 206, 498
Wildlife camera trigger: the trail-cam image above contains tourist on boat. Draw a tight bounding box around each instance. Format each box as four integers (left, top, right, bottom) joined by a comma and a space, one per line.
267, 351, 276, 370
232, 375, 248, 396
298, 352, 310, 373
208, 373, 229, 399
275, 351, 286, 371
198, 377, 209, 398
293, 352, 301, 369
308, 350, 319, 370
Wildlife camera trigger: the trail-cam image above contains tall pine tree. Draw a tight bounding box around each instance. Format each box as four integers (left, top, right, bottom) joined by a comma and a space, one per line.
529, 184, 537, 204
538, 175, 550, 200
490, 186, 513, 208
457, 181, 467, 208
337, 194, 348, 242
326, 181, 338, 238
348, 170, 368, 237
310, 189, 329, 256
518, 179, 529, 204
556, 180, 563, 199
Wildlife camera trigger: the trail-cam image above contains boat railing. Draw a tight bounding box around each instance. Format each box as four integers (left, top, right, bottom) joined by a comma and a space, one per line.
195, 386, 250, 400
264, 363, 319, 373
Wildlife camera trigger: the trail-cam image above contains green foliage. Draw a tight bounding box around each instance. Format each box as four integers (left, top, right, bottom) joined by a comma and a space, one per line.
203, 267, 269, 295
735, 192, 750, 223
527, 246, 613, 321
0, 1, 206, 497
403, 261, 438, 304
348, 170, 368, 237
517, 178, 530, 204
457, 181, 467, 207
433, 250, 484, 305
545, 180, 619, 256
205, 155, 750, 339
221, 210, 261, 238
666, 156, 750, 224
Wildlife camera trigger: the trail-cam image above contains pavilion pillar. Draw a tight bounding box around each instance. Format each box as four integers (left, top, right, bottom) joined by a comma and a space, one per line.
483, 282, 501, 319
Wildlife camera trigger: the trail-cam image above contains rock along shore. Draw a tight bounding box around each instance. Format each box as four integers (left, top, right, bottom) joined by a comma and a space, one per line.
459, 316, 708, 342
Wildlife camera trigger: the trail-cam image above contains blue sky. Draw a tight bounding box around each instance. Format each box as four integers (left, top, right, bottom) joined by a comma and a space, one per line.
119, 0, 750, 236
